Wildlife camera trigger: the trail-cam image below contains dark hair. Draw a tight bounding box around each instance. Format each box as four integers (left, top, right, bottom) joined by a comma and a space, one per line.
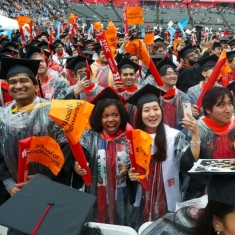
135, 102, 167, 162
159, 67, 176, 76
89, 99, 130, 133
201, 65, 214, 72
119, 64, 135, 75
79, 224, 103, 235
202, 87, 233, 116
193, 201, 235, 235
74, 62, 88, 74
228, 57, 234, 63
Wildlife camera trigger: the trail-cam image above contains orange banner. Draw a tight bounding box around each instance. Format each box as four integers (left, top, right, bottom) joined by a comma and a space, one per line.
29, 136, 64, 176
104, 21, 118, 57
68, 13, 76, 24
125, 39, 151, 68
126, 6, 144, 25
48, 100, 94, 145
132, 130, 152, 179
93, 21, 103, 31
16, 16, 29, 29
144, 33, 154, 45
219, 50, 231, 77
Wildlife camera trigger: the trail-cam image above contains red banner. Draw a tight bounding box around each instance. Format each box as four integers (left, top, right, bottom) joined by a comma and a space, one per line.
122, 9, 129, 36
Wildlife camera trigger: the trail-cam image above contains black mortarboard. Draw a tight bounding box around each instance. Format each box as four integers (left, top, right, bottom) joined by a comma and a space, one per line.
196, 54, 218, 71
90, 86, 124, 105
84, 40, 93, 46
24, 45, 51, 59
0, 47, 15, 57
208, 175, 235, 206
53, 39, 64, 48
0, 175, 96, 235
3, 42, 19, 52
66, 55, 94, 73
184, 37, 192, 46
220, 38, 228, 44
0, 57, 40, 82
81, 50, 95, 59
117, 34, 125, 39
154, 36, 164, 43
35, 32, 49, 39
227, 81, 235, 93
226, 50, 235, 60
37, 41, 55, 52
229, 39, 235, 47
93, 44, 102, 55
126, 84, 166, 108
151, 55, 164, 65
60, 34, 68, 39
0, 38, 10, 47
117, 57, 139, 73
212, 42, 222, 50
178, 43, 193, 59
195, 25, 203, 33
58, 55, 77, 66
156, 57, 177, 74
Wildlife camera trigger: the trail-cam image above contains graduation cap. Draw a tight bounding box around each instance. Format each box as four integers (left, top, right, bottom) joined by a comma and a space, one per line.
126, 84, 166, 108
37, 41, 55, 52
0, 175, 96, 235
3, 42, 19, 52
0, 38, 10, 47
220, 38, 228, 44
35, 32, 49, 40
0, 47, 15, 57
178, 43, 193, 59
226, 50, 235, 60
81, 50, 95, 59
196, 54, 218, 71
66, 55, 94, 73
93, 44, 102, 55
154, 35, 163, 43
60, 34, 68, 40
84, 40, 93, 47
195, 25, 203, 33
117, 33, 125, 38
228, 39, 235, 47
151, 55, 164, 65
212, 42, 222, 50
0, 57, 40, 83
227, 81, 235, 93
24, 45, 51, 59
208, 175, 235, 206
53, 39, 64, 48
156, 57, 177, 74
184, 37, 192, 46
117, 57, 139, 73
58, 55, 77, 66
90, 86, 125, 105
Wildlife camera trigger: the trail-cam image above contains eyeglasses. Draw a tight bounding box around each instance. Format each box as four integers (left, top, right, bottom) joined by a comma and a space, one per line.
165, 72, 177, 76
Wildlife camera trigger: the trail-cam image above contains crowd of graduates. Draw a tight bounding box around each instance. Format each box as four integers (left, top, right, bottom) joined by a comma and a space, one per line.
1, 9, 235, 235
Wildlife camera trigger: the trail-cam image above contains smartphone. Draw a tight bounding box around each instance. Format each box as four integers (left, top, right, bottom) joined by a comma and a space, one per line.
182, 102, 192, 120
80, 72, 87, 80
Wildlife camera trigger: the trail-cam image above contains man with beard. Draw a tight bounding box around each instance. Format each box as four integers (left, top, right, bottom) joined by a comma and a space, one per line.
177, 44, 203, 93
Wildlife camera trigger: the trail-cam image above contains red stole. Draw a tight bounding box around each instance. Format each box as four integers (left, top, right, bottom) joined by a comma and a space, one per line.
83, 83, 95, 93
202, 117, 235, 159
63, 69, 77, 86
124, 85, 138, 93
1, 81, 13, 104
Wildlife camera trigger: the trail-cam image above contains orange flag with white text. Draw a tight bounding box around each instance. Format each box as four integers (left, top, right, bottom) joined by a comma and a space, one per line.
125, 39, 151, 68
104, 21, 118, 57
16, 16, 29, 29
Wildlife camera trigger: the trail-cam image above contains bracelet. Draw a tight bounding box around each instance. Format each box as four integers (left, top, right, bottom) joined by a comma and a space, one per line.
191, 140, 201, 148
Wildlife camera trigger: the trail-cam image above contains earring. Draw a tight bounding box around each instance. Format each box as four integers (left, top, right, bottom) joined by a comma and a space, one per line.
217, 232, 220, 235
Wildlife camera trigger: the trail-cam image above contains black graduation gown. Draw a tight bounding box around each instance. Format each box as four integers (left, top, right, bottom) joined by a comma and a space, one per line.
177, 63, 203, 93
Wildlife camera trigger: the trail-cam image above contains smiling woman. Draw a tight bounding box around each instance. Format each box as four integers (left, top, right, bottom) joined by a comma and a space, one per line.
72, 87, 136, 227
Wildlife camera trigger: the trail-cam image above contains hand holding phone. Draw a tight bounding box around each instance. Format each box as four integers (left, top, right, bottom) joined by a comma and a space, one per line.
80, 72, 87, 80
182, 102, 192, 120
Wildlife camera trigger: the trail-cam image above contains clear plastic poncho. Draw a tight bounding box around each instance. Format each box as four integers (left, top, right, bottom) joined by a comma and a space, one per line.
0, 97, 67, 182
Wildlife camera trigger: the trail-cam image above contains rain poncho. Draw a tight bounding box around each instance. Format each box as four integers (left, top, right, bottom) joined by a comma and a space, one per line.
37, 69, 71, 100
141, 75, 157, 87
59, 68, 77, 86
160, 89, 187, 130
181, 116, 235, 200
79, 83, 104, 102
130, 125, 188, 230
0, 97, 73, 193
91, 61, 113, 87
77, 128, 133, 226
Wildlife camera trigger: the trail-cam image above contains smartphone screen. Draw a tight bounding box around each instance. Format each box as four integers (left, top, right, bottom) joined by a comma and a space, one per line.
80, 72, 87, 80
182, 102, 192, 120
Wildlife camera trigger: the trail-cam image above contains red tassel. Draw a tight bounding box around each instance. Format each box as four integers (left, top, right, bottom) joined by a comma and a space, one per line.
86, 60, 91, 80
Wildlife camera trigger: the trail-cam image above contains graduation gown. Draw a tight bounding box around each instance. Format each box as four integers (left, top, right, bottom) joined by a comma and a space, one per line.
59, 68, 77, 86
160, 89, 187, 130
37, 69, 71, 100
0, 97, 74, 194
177, 63, 203, 93
75, 129, 134, 226
180, 116, 235, 200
